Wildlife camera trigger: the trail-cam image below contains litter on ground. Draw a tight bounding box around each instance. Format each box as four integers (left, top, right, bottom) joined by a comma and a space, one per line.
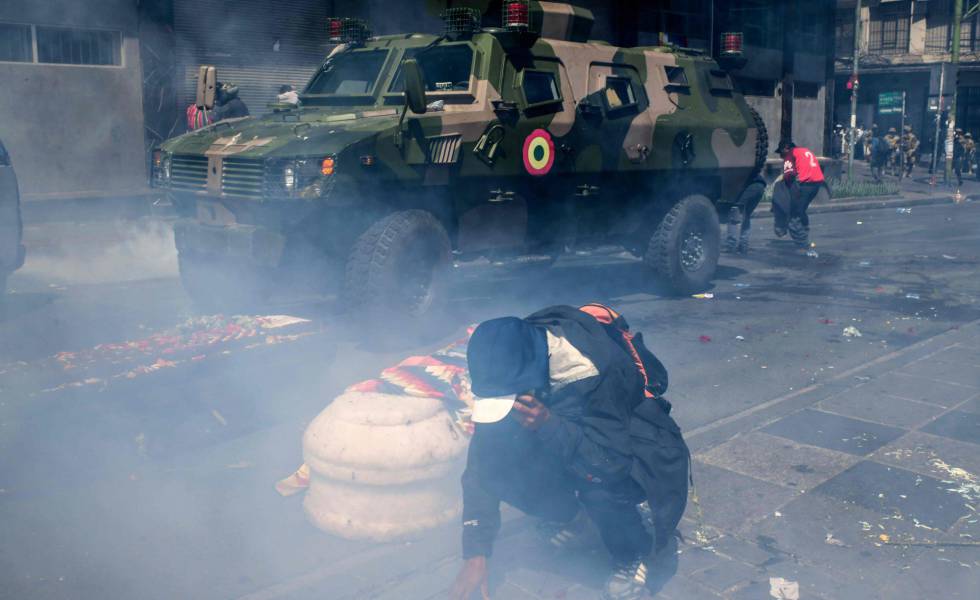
843, 326, 862, 337
769, 577, 800, 600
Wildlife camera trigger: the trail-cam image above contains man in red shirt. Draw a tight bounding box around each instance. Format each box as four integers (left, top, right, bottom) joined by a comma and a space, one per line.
777, 140, 826, 248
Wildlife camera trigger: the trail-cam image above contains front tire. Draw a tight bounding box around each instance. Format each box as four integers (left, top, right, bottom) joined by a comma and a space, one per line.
645, 195, 720, 294
343, 210, 451, 321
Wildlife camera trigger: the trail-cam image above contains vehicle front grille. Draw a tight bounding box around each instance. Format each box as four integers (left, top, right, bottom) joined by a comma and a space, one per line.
222, 157, 266, 198
170, 154, 208, 192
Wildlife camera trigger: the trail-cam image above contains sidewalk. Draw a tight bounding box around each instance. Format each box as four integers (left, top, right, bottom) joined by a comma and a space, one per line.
756, 161, 980, 218
260, 320, 980, 600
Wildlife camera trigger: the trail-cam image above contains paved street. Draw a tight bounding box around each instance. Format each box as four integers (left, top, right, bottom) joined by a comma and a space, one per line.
1, 198, 979, 599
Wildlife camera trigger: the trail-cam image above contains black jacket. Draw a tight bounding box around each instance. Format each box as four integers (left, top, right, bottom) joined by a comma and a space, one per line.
461, 306, 689, 557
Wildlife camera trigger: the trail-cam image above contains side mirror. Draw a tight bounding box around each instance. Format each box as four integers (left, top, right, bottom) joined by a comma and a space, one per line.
403, 59, 428, 114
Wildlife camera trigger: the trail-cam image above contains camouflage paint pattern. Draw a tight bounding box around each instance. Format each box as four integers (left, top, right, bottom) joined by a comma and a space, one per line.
158, 2, 763, 262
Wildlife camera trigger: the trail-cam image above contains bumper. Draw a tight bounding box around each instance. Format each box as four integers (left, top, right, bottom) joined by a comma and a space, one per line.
173, 220, 286, 267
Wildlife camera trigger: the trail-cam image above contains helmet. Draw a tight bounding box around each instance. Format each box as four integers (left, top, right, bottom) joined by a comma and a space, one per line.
903, 125, 912, 132
967, 133, 974, 138
888, 127, 897, 134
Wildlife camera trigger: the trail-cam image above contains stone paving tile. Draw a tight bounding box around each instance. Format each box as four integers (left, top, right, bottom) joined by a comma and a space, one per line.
816, 389, 947, 430
899, 358, 980, 389
871, 430, 980, 482
707, 534, 786, 568
958, 395, 980, 415
654, 573, 722, 599
930, 345, 980, 368
920, 409, 980, 445
674, 544, 731, 577
686, 558, 764, 594
850, 372, 976, 407
753, 559, 890, 600
761, 409, 906, 456
689, 462, 799, 536
697, 431, 859, 491
752, 491, 927, 577
886, 547, 980, 600
813, 461, 971, 531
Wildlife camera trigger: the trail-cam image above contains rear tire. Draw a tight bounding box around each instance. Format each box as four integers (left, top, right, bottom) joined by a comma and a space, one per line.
343, 210, 451, 322
645, 195, 720, 295
178, 251, 270, 313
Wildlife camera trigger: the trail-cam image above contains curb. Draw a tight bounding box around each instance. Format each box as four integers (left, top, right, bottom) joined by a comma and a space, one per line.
754, 192, 973, 219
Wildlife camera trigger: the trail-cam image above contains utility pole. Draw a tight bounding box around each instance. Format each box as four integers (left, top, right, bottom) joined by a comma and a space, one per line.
944, 0, 964, 183
848, 0, 861, 180
931, 62, 945, 183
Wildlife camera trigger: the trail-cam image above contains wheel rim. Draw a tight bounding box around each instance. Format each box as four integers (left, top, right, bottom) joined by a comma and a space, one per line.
680, 228, 706, 272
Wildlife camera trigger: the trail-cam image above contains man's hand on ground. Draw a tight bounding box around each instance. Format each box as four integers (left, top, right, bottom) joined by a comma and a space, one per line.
511, 393, 551, 431
449, 556, 490, 600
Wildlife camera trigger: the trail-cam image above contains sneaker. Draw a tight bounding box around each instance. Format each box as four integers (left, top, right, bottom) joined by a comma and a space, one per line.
736, 241, 749, 254
601, 559, 649, 600
534, 510, 593, 551
774, 228, 787, 238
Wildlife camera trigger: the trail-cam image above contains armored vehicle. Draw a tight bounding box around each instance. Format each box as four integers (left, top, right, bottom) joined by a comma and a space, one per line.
153, 2, 767, 318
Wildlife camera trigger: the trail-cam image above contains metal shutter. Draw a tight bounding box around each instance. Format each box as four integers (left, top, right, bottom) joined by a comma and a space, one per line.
173, 0, 333, 117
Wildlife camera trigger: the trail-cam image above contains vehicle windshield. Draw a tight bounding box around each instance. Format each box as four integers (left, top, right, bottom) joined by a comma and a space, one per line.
305, 49, 389, 96
389, 44, 474, 93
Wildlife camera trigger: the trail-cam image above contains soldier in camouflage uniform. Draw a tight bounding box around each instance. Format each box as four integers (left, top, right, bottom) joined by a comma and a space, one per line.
900, 125, 919, 178
152, 2, 766, 320
964, 133, 977, 177
884, 127, 900, 176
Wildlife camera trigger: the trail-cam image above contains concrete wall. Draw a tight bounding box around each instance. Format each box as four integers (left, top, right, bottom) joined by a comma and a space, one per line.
0, 0, 147, 200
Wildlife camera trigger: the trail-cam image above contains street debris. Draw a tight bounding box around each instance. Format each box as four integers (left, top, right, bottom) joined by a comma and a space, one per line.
211, 409, 227, 426
735, 335, 745, 341
842, 326, 862, 338
733, 283, 751, 288
905, 293, 921, 300
825, 532, 847, 547
692, 293, 714, 299
942, 254, 957, 260
769, 577, 800, 600
805, 249, 819, 258
858, 260, 872, 267
856, 220, 863, 225
699, 335, 712, 343
896, 207, 912, 214
819, 318, 833, 324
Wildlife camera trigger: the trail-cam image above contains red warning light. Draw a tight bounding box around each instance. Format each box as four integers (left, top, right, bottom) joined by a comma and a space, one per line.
328, 18, 343, 42
503, 0, 530, 30
721, 32, 743, 55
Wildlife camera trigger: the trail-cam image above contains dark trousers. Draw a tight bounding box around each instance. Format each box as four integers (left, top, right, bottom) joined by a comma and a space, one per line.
726, 181, 766, 251
475, 428, 652, 563
773, 181, 821, 247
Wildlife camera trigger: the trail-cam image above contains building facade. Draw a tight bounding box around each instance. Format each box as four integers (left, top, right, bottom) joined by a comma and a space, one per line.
834, 0, 980, 160
0, 1, 837, 203
0, 0, 148, 201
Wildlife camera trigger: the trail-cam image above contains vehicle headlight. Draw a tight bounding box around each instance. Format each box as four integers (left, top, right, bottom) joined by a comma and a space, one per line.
283, 165, 296, 191
152, 150, 171, 186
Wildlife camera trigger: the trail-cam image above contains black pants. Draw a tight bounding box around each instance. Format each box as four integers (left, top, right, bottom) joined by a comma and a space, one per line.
726, 181, 765, 250
475, 426, 652, 563
774, 181, 821, 247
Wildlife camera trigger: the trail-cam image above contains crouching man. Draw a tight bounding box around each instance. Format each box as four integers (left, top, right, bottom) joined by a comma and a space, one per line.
450, 306, 690, 600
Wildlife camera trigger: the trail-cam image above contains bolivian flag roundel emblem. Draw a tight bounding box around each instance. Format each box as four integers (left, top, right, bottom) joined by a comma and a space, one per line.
523, 129, 555, 176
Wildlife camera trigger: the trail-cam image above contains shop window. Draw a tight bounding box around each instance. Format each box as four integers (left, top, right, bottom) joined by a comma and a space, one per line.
867, 3, 910, 55
795, 81, 820, 99
0, 23, 33, 63
36, 26, 121, 66
735, 77, 776, 97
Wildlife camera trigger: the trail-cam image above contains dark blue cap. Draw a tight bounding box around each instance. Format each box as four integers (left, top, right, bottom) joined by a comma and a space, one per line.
467, 317, 549, 398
